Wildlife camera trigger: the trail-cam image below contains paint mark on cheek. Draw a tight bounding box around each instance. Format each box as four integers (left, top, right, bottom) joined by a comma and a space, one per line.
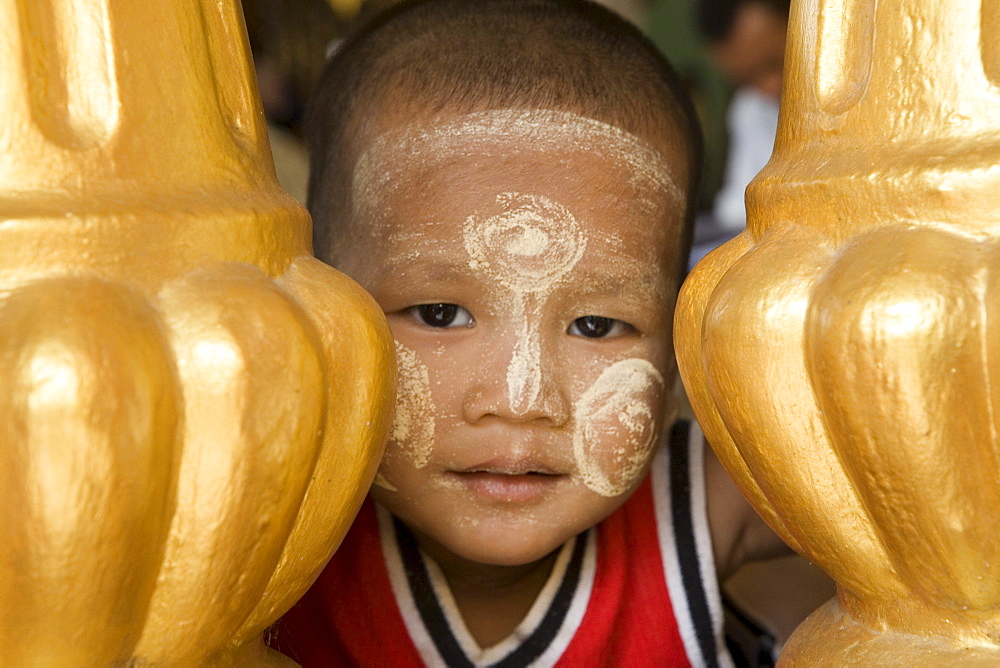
374, 342, 436, 491
464, 193, 586, 414
573, 359, 665, 497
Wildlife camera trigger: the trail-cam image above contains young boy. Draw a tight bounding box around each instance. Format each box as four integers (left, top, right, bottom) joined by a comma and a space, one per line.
273, 0, 785, 664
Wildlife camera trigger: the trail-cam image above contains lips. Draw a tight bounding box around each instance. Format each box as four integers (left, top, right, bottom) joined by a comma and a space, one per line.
458, 457, 560, 476
447, 458, 566, 503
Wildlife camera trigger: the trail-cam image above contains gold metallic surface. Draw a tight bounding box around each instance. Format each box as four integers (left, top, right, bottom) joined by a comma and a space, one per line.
675, 0, 1000, 662
325, 0, 363, 19
0, 0, 396, 665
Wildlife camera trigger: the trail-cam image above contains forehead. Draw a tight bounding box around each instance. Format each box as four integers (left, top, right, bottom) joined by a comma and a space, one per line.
352, 110, 686, 211
349, 109, 685, 256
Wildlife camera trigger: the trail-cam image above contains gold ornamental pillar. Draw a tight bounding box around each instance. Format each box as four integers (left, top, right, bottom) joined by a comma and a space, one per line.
676, 0, 1000, 663
0, 1, 395, 665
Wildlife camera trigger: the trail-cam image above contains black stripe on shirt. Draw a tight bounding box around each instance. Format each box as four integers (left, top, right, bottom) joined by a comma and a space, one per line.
394, 517, 474, 668
669, 420, 720, 668
393, 517, 588, 668
490, 532, 587, 668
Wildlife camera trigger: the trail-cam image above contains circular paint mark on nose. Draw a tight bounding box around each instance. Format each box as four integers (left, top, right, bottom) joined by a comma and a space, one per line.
573, 359, 664, 497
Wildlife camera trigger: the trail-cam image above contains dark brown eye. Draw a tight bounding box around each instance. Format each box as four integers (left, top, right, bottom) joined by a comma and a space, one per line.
410, 304, 474, 328
569, 316, 629, 339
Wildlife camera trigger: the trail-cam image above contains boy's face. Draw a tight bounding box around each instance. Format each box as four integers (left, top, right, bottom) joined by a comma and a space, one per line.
334, 109, 688, 567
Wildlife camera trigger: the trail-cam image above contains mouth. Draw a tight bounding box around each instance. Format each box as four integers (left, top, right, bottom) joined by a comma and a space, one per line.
446, 465, 566, 503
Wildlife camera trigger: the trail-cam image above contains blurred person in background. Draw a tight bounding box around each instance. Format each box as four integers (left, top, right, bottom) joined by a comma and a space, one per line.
689, 0, 789, 267
243, 0, 394, 202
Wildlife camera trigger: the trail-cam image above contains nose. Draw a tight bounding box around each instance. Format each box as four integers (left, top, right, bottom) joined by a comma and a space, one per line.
462, 329, 570, 426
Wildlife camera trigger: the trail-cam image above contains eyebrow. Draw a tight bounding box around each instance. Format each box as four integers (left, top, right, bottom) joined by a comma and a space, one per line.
383, 254, 479, 283
558, 269, 667, 303
380, 244, 669, 303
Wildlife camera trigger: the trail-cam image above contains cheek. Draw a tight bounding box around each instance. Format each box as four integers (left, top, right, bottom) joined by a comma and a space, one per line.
377, 342, 436, 488
572, 358, 665, 497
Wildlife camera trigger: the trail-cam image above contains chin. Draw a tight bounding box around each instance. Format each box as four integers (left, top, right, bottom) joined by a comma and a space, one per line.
455, 542, 560, 568
441, 520, 575, 568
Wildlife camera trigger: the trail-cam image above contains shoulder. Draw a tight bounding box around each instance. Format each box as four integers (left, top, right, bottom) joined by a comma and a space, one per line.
700, 428, 792, 580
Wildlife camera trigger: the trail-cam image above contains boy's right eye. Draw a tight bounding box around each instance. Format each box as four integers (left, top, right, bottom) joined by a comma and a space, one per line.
407, 303, 475, 329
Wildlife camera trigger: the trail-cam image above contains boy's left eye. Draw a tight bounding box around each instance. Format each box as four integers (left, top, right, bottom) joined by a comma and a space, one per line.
568, 316, 631, 339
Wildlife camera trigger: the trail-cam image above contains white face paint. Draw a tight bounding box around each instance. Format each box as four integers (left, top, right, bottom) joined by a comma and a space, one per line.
375, 341, 436, 491
464, 193, 586, 414
352, 109, 679, 228
573, 359, 665, 497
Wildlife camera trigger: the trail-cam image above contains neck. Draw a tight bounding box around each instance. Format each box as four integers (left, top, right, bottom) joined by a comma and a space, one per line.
410, 527, 561, 649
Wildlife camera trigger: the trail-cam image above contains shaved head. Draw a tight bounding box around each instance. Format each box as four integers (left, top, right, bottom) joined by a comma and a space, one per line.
304, 0, 702, 261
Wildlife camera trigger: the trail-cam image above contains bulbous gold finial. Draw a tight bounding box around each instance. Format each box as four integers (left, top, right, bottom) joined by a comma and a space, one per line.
676, 0, 1000, 663
0, 1, 396, 665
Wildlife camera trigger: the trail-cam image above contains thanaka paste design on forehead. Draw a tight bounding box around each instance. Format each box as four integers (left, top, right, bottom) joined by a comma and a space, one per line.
464, 193, 586, 415
352, 108, 679, 221
573, 358, 664, 497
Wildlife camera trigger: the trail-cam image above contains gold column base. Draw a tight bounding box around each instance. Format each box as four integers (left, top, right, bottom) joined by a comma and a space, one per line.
780, 594, 1000, 666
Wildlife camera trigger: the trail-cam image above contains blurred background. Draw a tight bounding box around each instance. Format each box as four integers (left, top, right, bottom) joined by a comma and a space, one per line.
239, 1, 833, 665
